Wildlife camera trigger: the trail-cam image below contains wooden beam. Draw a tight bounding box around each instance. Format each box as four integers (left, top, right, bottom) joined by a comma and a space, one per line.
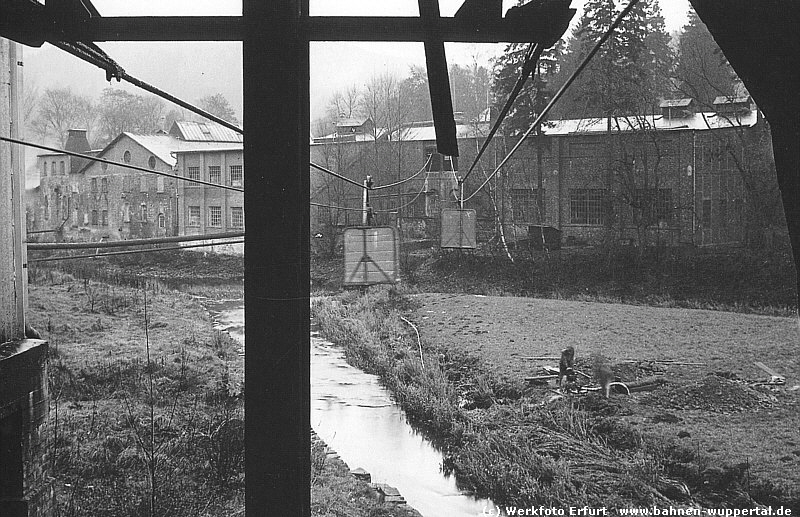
0, 39, 26, 343
2, 14, 575, 43
243, 0, 310, 515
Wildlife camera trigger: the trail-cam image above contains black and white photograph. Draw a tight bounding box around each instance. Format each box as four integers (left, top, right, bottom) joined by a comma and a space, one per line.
0, 1, 798, 516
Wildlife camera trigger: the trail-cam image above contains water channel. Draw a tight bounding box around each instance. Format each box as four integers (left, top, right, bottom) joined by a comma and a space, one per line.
205, 300, 497, 517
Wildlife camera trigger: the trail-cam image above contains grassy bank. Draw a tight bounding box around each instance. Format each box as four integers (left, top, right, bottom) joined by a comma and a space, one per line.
29, 268, 245, 516
312, 244, 798, 315
29, 258, 416, 516
311, 286, 799, 511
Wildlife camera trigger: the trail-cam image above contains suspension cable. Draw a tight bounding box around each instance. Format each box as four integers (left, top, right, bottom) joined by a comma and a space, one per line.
0, 136, 244, 193
309, 162, 366, 190
373, 173, 429, 213
460, 43, 543, 185
462, 0, 641, 203
371, 154, 432, 190
29, 240, 245, 263
310, 202, 365, 212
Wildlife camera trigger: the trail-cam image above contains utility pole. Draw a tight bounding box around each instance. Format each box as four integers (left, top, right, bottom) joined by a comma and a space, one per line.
0, 37, 27, 343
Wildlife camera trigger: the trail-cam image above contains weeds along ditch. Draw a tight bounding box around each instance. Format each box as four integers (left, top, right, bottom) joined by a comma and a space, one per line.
311, 286, 796, 511
29, 264, 244, 517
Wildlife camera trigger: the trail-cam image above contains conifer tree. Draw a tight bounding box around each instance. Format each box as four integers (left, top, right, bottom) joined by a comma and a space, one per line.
673, 8, 739, 108
491, 41, 562, 135
550, 0, 673, 119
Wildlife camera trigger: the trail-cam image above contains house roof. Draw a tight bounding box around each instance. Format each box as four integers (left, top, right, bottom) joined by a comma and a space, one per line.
542, 110, 759, 135
659, 98, 694, 108
388, 122, 491, 142
77, 132, 243, 174
336, 117, 371, 128
713, 95, 752, 105
169, 120, 243, 143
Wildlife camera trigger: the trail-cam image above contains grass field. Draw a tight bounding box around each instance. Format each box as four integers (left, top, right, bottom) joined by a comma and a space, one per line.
411, 293, 800, 501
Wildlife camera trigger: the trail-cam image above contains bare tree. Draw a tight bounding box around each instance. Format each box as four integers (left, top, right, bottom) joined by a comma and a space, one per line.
197, 93, 239, 125
32, 87, 95, 146
96, 88, 166, 145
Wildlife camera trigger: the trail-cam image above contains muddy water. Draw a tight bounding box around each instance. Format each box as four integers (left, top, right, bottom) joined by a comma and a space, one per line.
205, 301, 497, 517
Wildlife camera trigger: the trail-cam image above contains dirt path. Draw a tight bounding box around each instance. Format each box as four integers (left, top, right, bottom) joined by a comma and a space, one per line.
411, 293, 800, 498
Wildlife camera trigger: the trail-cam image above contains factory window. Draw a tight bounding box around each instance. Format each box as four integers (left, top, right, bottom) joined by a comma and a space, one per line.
91, 210, 98, 226
60, 161, 65, 175
208, 206, 222, 227
230, 165, 243, 187
187, 166, 201, 181
570, 189, 607, 225
101, 210, 108, 226
123, 150, 131, 163
188, 206, 201, 227
209, 165, 222, 184
42, 162, 48, 177
101, 177, 108, 192
148, 155, 157, 169
231, 207, 244, 228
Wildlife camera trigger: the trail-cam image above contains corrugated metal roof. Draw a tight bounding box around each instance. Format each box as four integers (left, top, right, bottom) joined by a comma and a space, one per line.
171, 120, 243, 143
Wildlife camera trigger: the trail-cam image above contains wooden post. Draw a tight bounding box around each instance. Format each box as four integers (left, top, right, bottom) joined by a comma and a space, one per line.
243, 1, 310, 515
0, 38, 27, 343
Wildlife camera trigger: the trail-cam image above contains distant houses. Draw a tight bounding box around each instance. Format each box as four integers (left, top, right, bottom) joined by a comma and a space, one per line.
27, 121, 244, 253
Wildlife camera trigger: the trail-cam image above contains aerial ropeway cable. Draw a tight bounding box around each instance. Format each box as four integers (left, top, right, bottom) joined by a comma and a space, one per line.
459, 42, 543, 187
52, 40, 243, 135
310, 154, 432, 192
461, 0, 641, 203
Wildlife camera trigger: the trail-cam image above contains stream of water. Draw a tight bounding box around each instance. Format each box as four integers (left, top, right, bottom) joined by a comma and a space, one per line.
205, 300, 496, 517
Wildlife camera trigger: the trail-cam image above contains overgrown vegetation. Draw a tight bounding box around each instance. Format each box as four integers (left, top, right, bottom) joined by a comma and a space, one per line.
30, 265, 245, 516
313, 243, 798, 315
311, 286, 798, 510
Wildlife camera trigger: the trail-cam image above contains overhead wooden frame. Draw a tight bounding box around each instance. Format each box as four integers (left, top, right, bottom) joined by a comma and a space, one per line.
14, 3, 800, 517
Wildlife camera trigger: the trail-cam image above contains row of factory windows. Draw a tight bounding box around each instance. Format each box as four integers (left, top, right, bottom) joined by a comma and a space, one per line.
88, 175, 168, 193
187, 206, 244, 228
42, 195, 243, 229
186, 165, 243, 187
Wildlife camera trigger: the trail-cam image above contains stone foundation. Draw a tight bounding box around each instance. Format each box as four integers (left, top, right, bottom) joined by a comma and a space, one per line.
0, 339, 52, 517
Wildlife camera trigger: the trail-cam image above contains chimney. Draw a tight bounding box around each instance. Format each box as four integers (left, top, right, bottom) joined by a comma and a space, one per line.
65, 128, 90, 153
65, 129, 91, 174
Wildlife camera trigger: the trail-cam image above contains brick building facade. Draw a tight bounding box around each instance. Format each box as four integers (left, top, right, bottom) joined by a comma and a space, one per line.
29, 122, 244, 251
176, 147, 244, 254
310, 99, 779, 248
